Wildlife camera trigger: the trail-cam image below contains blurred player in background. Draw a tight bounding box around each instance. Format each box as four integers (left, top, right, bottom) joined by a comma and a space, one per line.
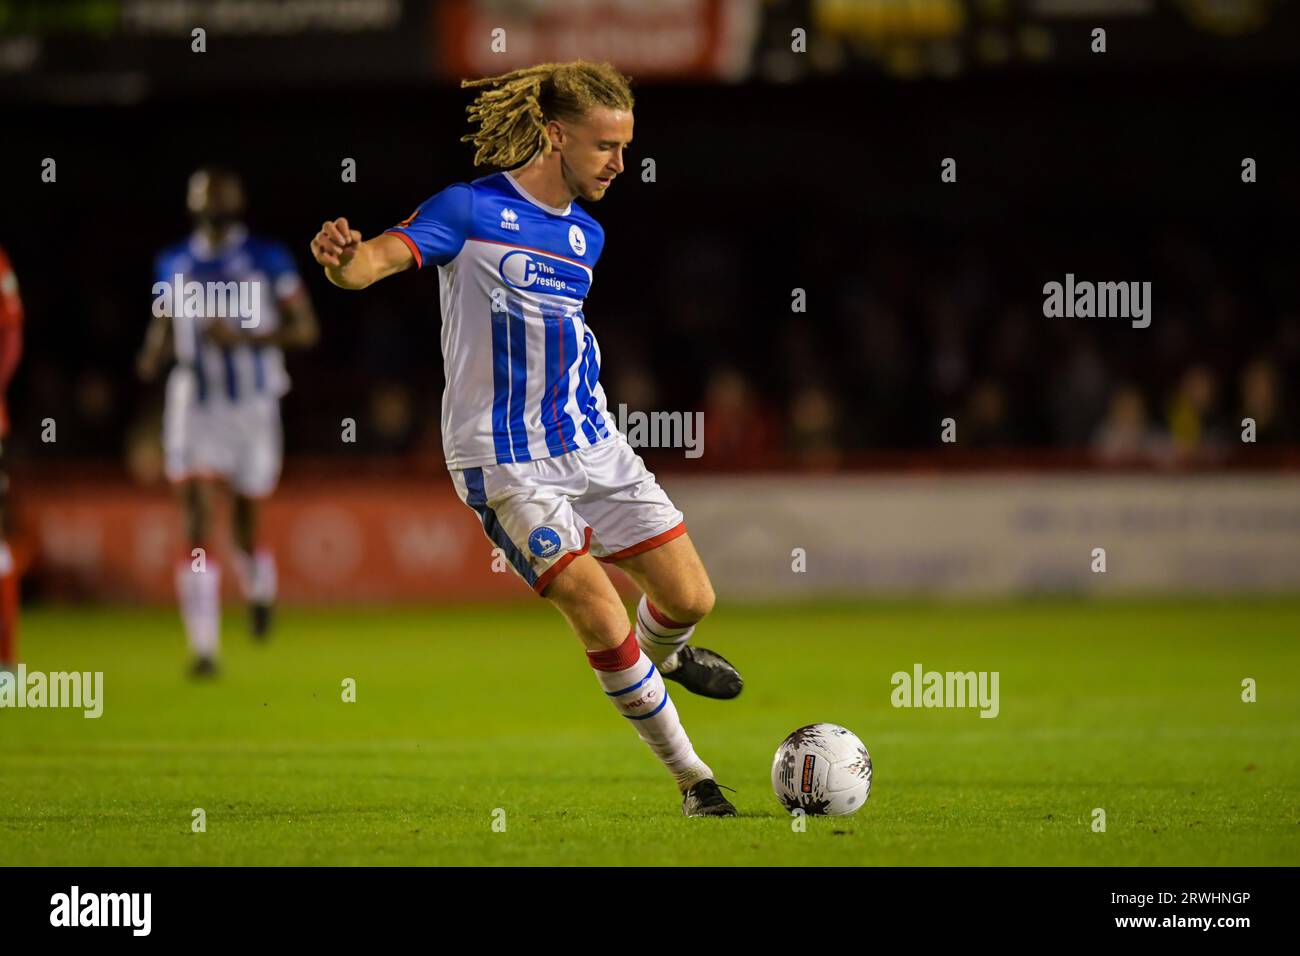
139, 168, 319, 676
309, 61, 744, 816
0, 245, 23, 673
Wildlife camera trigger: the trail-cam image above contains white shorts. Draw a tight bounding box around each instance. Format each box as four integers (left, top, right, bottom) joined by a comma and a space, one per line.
163, 371, 283, 498
451, 434, 686, 595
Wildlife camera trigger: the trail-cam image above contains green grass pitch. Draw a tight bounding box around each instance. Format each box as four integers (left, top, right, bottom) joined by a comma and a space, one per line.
2, 599, 1298, 866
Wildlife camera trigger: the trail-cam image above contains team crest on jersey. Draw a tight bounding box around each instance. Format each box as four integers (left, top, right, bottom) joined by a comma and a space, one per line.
568, 224, 586, 256
500, 207, 520, 232
528, 526, 563, 559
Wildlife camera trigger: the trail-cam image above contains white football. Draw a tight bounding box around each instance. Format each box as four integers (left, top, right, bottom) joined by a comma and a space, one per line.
771, 723, 872, 816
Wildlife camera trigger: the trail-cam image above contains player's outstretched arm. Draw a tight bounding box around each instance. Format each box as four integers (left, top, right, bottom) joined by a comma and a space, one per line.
310, 218, 413, 290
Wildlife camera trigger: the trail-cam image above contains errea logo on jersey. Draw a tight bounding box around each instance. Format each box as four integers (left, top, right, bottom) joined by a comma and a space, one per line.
500, 207, 520, 231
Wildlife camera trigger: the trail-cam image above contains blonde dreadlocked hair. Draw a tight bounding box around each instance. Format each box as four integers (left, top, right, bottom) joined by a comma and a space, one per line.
460, 60, 634, 169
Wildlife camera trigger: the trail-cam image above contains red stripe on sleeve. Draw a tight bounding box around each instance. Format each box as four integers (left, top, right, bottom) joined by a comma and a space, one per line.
383, 229, 423, 269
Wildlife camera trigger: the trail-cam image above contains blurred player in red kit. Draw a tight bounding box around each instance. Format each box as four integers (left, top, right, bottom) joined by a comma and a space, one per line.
0, 245, 23, 672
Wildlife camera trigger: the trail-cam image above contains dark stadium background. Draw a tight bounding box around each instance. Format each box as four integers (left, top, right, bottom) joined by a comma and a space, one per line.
4, 34, 1298, 464
0, 0, 1297, 602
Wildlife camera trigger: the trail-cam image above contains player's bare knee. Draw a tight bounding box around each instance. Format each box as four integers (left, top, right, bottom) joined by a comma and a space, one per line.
587, 606, 632, 650
661, 579, 714, 624
693, 579, 717, 620
552, 594, 626, 650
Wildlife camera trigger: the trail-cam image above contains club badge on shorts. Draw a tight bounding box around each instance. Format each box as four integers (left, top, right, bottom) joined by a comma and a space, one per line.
528, 526, 563, 559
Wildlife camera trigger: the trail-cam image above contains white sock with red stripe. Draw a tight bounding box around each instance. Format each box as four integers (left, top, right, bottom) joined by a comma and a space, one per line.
175, 553, 221, 660
635, 594, 695, 673
588, 629, 713, 793
234, 547, 277, 604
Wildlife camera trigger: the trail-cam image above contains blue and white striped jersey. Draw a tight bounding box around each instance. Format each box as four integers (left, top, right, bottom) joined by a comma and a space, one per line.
154, 224, 302, 405
385, 170, 614, 470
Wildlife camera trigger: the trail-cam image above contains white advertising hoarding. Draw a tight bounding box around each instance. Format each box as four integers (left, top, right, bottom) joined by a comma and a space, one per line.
669, 474, 1300, 598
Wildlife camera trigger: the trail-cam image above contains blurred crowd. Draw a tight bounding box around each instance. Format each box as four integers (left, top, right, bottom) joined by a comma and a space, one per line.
8, 222, 1296, 475
5, 47, 1294, 476
597, 225, 1299, 469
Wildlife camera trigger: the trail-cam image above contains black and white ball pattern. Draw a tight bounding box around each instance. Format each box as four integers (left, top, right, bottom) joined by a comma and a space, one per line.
771, 723, 872, 816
